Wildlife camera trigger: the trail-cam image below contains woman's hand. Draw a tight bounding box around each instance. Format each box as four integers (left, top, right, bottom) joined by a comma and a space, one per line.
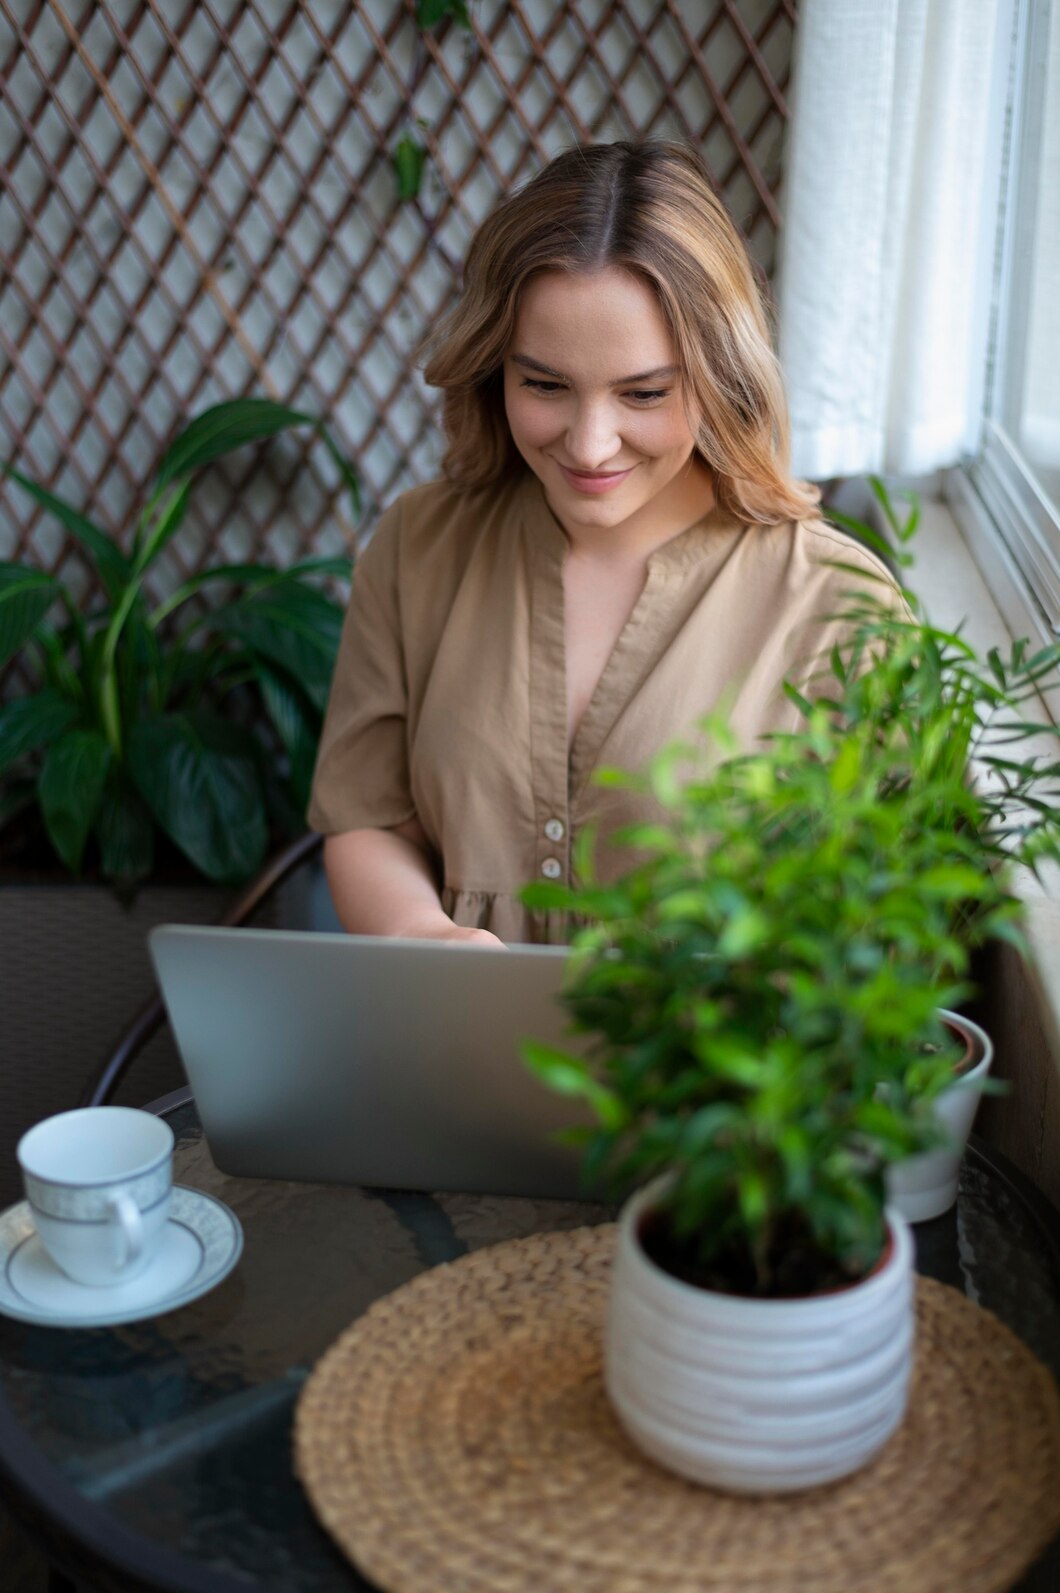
416, 923, 508, 950
322, 824, 506, 947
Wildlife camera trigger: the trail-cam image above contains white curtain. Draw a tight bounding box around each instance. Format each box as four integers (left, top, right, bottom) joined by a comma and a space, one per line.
1019, 0, 1060, 471
776, 0, 1008, 480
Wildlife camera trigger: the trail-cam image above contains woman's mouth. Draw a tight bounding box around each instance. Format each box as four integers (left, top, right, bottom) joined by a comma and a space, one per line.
556, 463, 635, 494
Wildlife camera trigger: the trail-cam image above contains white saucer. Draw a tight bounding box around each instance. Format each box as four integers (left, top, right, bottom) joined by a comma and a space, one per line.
0, 1186, 243, 1328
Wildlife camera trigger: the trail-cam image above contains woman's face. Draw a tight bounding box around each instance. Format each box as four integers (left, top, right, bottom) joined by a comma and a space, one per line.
503, 267, 705, 538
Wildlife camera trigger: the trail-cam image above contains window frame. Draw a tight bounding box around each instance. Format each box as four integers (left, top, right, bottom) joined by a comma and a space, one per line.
947, 0, 1060, 652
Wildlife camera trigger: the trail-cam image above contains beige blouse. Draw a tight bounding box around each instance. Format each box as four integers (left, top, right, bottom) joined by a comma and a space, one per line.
309, 471, 894, 943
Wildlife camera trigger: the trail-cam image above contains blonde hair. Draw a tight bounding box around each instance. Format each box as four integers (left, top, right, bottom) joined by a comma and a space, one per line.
422, 141, 819, 526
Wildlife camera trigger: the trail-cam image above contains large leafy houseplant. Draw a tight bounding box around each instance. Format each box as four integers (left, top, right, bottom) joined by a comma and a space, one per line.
0, 398, 358, 888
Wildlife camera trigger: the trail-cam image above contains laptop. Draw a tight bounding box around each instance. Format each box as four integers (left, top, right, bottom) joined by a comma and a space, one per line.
148, 926, 599, 1200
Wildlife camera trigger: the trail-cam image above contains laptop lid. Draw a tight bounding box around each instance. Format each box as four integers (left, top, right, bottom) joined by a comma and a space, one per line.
148, 926, 600, 1200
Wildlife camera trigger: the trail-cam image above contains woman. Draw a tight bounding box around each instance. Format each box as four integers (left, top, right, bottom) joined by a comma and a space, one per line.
309, 141, 890, 945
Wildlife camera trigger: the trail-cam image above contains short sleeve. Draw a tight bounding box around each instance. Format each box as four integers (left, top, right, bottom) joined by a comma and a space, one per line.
781, 527, 914, 718
307, 500, 416, 834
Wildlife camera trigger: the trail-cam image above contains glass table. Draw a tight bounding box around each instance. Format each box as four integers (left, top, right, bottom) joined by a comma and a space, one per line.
0, 1092, 1058, 1593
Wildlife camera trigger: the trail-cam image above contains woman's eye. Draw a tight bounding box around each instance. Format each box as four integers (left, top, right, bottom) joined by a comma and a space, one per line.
627, 389, 669, 404
521, 378, 565, 394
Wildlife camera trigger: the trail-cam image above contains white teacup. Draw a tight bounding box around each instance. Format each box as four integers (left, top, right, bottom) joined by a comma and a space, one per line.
17, 1107, 174, 1287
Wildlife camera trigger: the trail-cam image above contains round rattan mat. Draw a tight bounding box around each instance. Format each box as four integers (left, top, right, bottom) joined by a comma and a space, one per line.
294, 1224, 1060, 1593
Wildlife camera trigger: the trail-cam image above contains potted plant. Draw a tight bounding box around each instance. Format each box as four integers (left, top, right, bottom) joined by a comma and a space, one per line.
0, 397, 357, 1196
519, 493, 1060, 1489
521, 708, 982, 1490
0, 396, 357, 888
805, 482, 1060, 1217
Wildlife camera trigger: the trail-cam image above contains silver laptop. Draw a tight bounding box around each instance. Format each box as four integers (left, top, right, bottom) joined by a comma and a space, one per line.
149, 926, 600, 1200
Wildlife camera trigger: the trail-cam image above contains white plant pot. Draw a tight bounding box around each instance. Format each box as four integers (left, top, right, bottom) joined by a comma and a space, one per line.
605, 1178, 915, 1494
885, 1010, 993, 1224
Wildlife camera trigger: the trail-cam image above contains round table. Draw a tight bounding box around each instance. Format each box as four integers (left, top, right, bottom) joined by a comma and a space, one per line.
0, 1095, 1058, 1593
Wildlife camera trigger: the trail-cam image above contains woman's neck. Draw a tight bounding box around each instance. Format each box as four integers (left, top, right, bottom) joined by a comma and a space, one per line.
550, 457, 716, 565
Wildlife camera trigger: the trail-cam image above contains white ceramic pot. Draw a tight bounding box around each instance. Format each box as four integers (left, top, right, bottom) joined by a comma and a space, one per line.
885, 1010, 993, 1223
605, 1179, 915, 1494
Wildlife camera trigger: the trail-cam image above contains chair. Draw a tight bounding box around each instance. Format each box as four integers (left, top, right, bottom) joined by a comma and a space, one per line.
78, 830, 324, 1109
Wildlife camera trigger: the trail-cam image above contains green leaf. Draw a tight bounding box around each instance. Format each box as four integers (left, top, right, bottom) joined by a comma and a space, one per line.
521, 1040, 627, 1130
829, 735, 861, 794
591, 766, 645, 791
38, 728, 112, 873
96, 780, 155, 886
128, 712, 268, 882
0, 566, 62, 667
199, 583, 344, 710
0, 468, 131, 597
869, 475, 920, 544
519, 880, 579, 911
822, 508, 895, 563
417, 0, 470, 26
694, 1035, 769, 1087
257, 664, 320, 813
394, 136, 426, 200
134, 479, 191, 574
316, 430, 361, 520
656, 889, 710, 924
717, 907, 770, 958
737, 1169, 768, 1227
149, 555, 352, 630
0, 690, 82, 775
153, 398, 316, 492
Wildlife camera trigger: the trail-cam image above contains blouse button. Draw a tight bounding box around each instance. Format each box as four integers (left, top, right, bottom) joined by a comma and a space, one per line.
544, 818, 565, 842
540, 857, 562, 879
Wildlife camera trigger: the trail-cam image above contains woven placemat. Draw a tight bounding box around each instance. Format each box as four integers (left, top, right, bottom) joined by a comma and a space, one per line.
294, 1224, 1060, 1593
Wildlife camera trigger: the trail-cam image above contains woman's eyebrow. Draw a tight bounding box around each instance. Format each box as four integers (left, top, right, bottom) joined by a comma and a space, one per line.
511, 354, 678, 385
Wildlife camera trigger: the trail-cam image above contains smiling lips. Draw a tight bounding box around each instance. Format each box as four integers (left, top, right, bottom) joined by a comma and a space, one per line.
556, 463, 635, 494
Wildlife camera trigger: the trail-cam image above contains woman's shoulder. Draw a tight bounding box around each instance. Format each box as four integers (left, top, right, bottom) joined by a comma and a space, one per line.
795, 516, 895, 578
355, 474, 530, 621
747, 514, 901, 598
373, 474, 525, 551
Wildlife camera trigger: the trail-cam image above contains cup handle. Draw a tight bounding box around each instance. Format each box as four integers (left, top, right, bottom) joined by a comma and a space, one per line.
107, 1192, 143, 1272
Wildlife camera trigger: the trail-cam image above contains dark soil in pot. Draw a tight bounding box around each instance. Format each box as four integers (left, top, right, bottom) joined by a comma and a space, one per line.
637, 1205, 887, 1300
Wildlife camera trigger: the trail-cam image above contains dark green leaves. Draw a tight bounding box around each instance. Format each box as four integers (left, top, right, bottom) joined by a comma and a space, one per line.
1, 397, 357, 888
0, 469, 131, 597
128, 713, 268, 882
0, 565, 62, 666
199, 580, 344, 712
0, 690, 81, 775
39, 729, 111, 873
258, 664, 321, 813
96, 781, 155, 886
153, 398, 316, 491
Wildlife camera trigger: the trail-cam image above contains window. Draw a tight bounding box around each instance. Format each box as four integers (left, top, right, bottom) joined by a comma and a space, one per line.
952, 0, 1060, 647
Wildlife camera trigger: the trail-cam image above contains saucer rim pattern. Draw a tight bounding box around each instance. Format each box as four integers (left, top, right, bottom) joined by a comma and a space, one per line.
0, 1186, 243, 1327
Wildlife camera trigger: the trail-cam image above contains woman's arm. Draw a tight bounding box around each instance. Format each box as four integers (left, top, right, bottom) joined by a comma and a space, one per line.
323, 818, 505, 946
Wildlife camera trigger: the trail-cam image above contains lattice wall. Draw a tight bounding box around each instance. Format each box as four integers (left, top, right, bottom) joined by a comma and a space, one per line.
0, 0, 796, 610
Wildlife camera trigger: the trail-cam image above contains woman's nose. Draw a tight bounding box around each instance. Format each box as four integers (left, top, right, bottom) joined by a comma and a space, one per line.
564, 401, 620, 469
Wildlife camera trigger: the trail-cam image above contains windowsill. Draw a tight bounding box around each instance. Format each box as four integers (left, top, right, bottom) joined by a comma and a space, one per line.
877, 485, 1060, 1202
